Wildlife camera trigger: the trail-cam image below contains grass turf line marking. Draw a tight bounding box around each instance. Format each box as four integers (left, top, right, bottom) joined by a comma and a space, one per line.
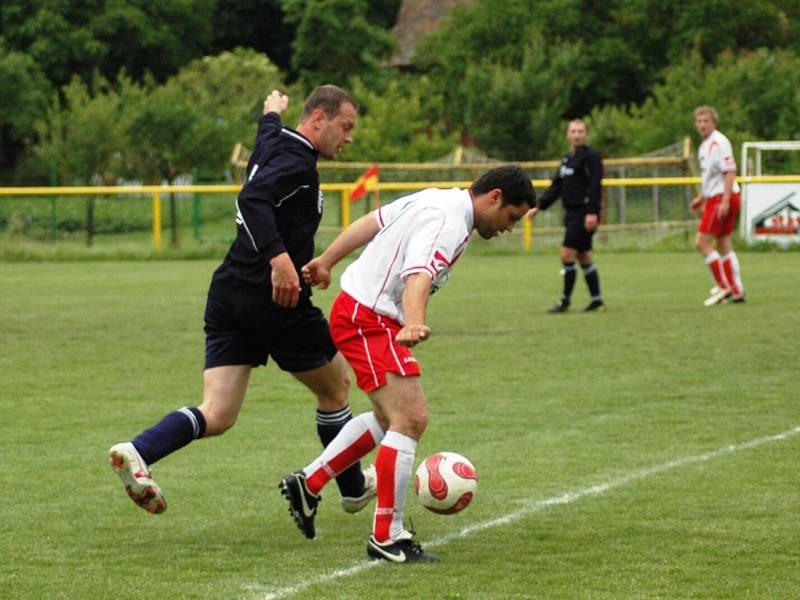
245, 425, 800, 600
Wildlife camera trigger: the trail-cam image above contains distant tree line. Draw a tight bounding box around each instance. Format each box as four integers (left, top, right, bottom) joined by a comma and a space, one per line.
2, 0, 800, 185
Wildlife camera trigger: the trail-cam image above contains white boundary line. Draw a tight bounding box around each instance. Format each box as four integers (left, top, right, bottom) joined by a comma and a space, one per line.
244, 426, 800, 600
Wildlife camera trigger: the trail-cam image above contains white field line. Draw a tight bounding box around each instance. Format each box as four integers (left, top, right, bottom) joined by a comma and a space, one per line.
243, 425, 800, 600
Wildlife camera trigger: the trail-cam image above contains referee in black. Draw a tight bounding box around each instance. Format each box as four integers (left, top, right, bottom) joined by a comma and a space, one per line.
109, 86, 375, 516
530, 118, 605, 313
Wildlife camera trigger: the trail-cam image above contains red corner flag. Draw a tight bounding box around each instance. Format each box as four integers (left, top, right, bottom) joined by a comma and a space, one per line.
350, 164, 379, 202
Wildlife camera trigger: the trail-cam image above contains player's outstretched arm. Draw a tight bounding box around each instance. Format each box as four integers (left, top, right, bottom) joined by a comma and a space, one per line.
396, 273, 433, 348
302, 212, 380, 287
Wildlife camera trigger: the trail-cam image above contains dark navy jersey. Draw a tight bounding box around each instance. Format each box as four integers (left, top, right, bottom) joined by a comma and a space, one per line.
209, 112, 323, 305
538, 145, 603, 215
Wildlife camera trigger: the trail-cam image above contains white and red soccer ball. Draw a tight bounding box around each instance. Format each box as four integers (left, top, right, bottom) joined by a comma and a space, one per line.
414, 452, 478, 514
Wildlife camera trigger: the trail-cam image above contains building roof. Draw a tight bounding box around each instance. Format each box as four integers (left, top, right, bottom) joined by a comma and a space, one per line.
390, 0, 476, 67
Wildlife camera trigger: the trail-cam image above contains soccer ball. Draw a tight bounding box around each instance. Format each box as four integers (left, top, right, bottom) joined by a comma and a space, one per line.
414, 452, 478, 514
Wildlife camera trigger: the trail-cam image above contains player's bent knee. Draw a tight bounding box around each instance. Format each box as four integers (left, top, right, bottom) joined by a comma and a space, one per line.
406, 408, 429, 439
198, 406, 239, 436
315, 375, 350, 410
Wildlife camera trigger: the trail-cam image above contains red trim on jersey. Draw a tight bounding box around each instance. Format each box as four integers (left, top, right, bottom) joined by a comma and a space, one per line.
433, 249, 452, 266
330, 292, 421, 393
401, 265, 436, 278
377, 207, 385, 227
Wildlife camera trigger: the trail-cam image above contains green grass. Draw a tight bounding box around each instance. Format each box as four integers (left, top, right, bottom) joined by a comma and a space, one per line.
1, 251, 798, 599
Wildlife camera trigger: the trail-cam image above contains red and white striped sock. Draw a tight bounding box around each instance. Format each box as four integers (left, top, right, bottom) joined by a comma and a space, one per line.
704, 250, 730, 290
721, 252, 744, 297
373, 431, 417, 543
303, 412, 385, 495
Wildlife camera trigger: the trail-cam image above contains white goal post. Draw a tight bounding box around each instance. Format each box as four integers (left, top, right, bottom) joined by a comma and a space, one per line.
740, 140, 800, 245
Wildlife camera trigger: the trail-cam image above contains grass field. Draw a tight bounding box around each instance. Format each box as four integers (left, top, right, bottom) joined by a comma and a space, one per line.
1, 251, 798, 599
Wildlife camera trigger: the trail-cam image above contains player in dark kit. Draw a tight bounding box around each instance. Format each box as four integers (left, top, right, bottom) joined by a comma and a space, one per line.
108, 85, 376, 516
529, 118, 605, 313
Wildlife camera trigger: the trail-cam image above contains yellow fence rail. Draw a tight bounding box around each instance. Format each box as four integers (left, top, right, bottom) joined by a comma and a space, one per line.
2, 176, 799, 251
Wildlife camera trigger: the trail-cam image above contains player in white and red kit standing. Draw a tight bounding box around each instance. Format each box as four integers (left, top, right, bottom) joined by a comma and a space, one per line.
690, 105, 746, 305
279, 166, 536, 562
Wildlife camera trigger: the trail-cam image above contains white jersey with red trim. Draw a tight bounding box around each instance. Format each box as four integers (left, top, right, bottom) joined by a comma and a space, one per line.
340, 187, 473, 324
698, 129, 740, 198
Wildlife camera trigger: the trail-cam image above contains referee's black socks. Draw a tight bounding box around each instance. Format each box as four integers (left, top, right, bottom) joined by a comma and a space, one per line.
561, 261, 577, 304
582, 262, 602, 300
132, 406, 207, 466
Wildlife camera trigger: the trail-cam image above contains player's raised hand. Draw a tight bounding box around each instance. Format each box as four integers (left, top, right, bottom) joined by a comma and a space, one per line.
270, 252, 300, 307
263, 90, 289, 116
301, 258, 331, 289
525, 206, 540, 221
396, 324, 431, 347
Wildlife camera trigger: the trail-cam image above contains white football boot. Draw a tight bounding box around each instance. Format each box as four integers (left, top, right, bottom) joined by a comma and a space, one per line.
341, 464, 377, 513
108, 442, 166, 514
703, 286, 732, 306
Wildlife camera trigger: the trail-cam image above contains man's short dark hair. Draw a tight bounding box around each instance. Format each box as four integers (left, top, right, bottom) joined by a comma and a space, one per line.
472, 165, 537, 208
302, 85, 358, 120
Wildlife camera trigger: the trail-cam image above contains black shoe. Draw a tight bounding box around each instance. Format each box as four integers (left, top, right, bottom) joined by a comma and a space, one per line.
279, 471, 320, 540
367, 534, 439, 563
730, 294, 746, 303
582, 300, 606, 312
548, 300, 570, 314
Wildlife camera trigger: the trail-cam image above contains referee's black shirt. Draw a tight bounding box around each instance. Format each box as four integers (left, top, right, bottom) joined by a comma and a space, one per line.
538, 145, 603, 215
209, 112, 322, 305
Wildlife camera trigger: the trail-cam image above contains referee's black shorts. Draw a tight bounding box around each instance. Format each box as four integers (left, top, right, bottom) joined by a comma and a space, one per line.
563, 211, 595, 252
203, 293, 338, 373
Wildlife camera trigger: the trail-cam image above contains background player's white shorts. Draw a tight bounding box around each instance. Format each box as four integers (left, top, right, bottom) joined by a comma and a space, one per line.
329, 292, 421, 393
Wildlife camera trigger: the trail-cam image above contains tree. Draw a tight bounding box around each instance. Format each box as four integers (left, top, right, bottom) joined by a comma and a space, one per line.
282, 0, 395, 86
210, 0, 296, 73
588, 49, 800, 164
33, 75, 133, 185
169, 48, 290, 180
0, 41, 51, 176
416, 0, 797, 143
32, 74, 140, 243
0, 0, 215, 87
344, 77, 458, 162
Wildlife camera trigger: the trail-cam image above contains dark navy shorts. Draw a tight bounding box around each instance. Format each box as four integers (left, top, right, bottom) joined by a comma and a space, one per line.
204, 294, 338, 372
563, 212, 595, 252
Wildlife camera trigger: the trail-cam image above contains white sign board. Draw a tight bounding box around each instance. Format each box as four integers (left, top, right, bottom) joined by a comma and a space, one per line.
743, 183, 800, 246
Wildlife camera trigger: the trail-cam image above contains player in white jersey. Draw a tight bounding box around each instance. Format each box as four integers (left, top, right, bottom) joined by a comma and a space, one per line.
690, 105, 745, 305
278, 166, 536, 562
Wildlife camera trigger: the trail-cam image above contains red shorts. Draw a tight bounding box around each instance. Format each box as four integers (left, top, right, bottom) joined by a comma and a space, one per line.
698, 192, 740, 236
329, 292, 421, 393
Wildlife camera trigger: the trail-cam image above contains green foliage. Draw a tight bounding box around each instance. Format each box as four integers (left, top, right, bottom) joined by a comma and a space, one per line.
1, 0, 216, 86
168, 48, 290, 180
418, 0, 799, 142
282, 0, 395, 87
459, 43, 581, 159
209, 0, 295, 72
344, 77, 458, 162
4, 0, 800, 178
0, 40, 51, 171
588, 49, 800, 162
33, 75, 136, 184
31, 50, 289, 185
